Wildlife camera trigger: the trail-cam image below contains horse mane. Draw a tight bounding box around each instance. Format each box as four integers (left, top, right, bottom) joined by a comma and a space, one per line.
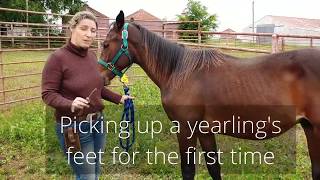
132, 23, 225, 87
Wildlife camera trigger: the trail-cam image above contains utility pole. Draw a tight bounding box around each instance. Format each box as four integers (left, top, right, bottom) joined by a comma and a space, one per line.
252, 0, 255, 43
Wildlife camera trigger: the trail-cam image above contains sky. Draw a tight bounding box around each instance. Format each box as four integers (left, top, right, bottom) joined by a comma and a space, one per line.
87, 0, 320, 32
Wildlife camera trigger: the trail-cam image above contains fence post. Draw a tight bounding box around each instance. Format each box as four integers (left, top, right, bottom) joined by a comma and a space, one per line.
197, 22, 201, 45
272, 34, 279, 53
172, 30, 176, 41
0, 51, 5, 106
11, 23, 14, 47
278, 37, 284, 52
162, 23, 165, 38
47, 26, 50, 48
310, 38, 313, 48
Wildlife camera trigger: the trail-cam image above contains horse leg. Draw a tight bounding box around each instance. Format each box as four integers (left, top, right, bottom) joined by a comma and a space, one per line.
302, 112, 320, 179
302, 123, 320, 179
177, 127, 197, 180
198, 133, 222, 180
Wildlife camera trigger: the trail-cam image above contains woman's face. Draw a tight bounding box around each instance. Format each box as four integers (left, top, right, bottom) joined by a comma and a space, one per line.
70, 18, 97, 48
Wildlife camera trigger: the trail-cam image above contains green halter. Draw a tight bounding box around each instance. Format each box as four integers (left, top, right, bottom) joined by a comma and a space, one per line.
98, 23, 132, 78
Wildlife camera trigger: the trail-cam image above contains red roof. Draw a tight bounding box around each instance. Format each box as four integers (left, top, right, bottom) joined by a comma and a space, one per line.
222, 28, 236, 33
126, 9, 160, 21
83, 4, 109, 18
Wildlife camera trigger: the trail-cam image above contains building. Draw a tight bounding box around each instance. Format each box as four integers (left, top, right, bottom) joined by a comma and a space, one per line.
2, 24, 28, 36
125, 9, 163, 37
83, 5, 110, 38
126, 9, 180, 40
162, 22, 180, 40
243, 15, 320, 45
126, 9, 162, 30
220, 28, 237, 40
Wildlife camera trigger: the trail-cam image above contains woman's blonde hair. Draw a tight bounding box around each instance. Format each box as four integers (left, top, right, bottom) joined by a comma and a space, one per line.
68, 11, 98, 29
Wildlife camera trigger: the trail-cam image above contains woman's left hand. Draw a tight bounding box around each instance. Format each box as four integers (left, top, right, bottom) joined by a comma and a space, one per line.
120, 95, 135, 104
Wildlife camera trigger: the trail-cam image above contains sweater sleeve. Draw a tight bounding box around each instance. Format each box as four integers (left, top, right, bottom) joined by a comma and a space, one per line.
101, 87, 122, 104
41, 54, 73, 111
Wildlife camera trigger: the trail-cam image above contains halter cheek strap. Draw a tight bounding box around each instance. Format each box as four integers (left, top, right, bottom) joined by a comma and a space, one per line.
98, 23, 132, 78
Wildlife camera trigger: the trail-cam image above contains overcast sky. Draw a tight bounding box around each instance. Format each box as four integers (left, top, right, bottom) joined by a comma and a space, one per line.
87, 0, 320, 32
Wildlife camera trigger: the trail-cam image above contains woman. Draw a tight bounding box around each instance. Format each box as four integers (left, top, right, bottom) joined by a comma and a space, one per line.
41, 11, 133, 179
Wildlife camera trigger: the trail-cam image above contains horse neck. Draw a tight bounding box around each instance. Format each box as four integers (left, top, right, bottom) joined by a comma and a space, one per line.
132, 30, 184, 89
134, 51, 170, 89
131, 25, 227, 90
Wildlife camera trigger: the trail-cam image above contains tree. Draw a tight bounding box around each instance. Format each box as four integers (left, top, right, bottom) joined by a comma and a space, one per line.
0, 0, 86, 38
0, 0, 86, 23
177, 0, 218, 42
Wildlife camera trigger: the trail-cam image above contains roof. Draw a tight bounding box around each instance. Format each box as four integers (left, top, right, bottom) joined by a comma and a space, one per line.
257, 15, 320, 29
126, 9, 161, 21
222, 28, 235, 32
83, 4, 109, 18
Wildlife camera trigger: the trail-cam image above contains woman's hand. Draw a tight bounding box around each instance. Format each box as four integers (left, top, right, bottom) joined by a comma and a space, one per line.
71, 97, 90, 112
120, 95, 135, 104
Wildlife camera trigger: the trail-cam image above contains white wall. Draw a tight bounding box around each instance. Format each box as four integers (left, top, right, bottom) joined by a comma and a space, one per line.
242, 16, 320, 46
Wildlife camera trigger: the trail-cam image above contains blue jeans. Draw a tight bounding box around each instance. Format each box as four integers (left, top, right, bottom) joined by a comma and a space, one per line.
55, 114, 106, 180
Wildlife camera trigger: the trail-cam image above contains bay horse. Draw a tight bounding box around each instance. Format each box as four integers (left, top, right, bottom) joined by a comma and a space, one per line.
98, 11, 320, 180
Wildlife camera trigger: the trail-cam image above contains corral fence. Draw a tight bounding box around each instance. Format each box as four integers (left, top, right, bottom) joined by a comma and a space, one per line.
1, 7, 320, 109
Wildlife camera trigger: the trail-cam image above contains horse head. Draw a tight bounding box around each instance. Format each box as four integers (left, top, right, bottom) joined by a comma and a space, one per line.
98, 10, 142, 85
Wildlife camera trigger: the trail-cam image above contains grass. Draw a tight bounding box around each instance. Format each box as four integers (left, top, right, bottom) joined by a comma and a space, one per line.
206, 38, 272, 52
0, 47, 313, 179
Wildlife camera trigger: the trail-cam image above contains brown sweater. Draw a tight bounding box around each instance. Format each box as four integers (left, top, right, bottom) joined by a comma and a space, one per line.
41, 41, 122, 122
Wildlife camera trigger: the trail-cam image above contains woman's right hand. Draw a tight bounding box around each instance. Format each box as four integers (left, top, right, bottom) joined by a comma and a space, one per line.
71, 97, 90, 113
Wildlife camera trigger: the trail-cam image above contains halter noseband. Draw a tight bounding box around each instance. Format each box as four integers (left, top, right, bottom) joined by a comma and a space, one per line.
98, 23, 132, 78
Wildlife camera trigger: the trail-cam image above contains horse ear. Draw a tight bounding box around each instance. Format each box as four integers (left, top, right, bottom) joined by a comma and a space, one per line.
116, 10, 125, 30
